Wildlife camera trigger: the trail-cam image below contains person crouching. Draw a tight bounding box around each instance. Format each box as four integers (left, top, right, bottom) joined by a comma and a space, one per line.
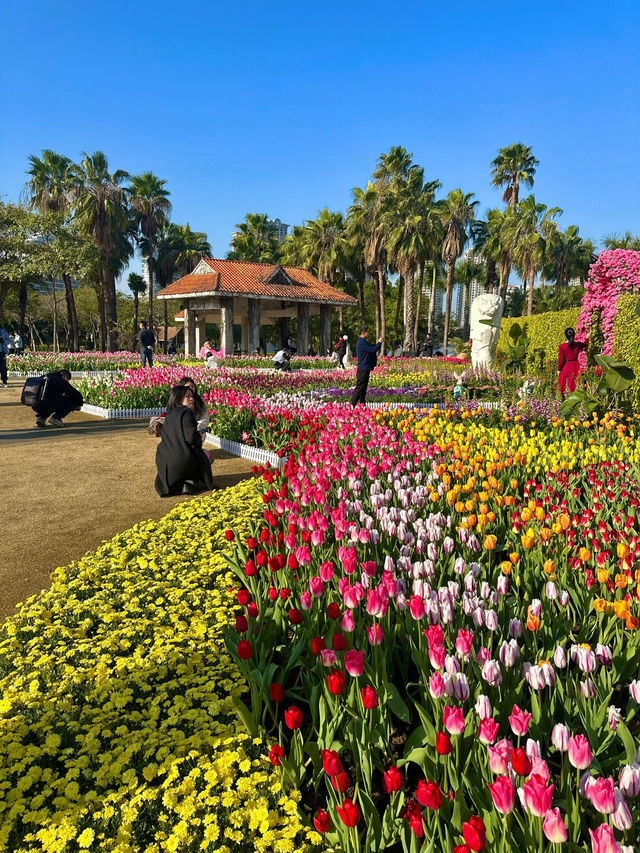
34, 370, 84, 428
154, 385, 214, 497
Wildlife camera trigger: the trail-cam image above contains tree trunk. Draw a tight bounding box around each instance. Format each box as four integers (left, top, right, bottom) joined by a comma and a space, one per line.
443, 261, 455, 353
373, 275, 381, 340
18, 283, 27, 336
51, 279, 59, 353
463, 276, 472, 341
377, 267, 386, 350
402, 268, 415, 354
427, 265, 437, 336
338, 307, 344, 335
133, 291, 139, 348
394, 275, 404, 342
147, 255, 154, 328
413, 262, 424, 348
527, 270, 535, 316
163, 300, 169, 354
358, 276, 365, 326
486, 259, 496, 294
96, 284, 107, 350
103, 266, 117, 351
0, 283, 7, 326
63, 273, 79, 352
500, 261, 511, 303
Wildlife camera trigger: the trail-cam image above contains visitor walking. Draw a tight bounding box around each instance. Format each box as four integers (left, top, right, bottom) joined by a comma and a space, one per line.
558, 327, 588, 397
154, 385, 213, 497
138, 321, 155, 367
0, 327, 11, 388
26, 370, 84, 428
336, 335, 348, 369
350, 327, 382, 406
13, 331, 23, 355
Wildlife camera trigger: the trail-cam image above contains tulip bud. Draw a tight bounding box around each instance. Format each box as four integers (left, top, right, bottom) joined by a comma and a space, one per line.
553, 646, 567, 669
475, 694, 492, 719
596, 643, 612, 667
630, 679, 640, 703
497, 575, 508, 595
612, 787, 633, 831
581, 678, 596, 699
485, 609, 498, 631
619, 763, 640, 798
552, 724, 570, 752
608, 706, 622, 731
509, 618, 522, 638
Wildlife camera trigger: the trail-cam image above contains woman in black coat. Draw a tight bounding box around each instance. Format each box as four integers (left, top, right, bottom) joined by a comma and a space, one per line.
154, 386, 214, 497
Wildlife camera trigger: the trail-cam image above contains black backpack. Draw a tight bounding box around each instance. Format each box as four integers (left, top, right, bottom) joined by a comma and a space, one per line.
21, 375, 48, 408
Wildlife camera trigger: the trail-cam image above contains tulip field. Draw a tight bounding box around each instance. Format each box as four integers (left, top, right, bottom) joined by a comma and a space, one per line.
1, 361, 640, 852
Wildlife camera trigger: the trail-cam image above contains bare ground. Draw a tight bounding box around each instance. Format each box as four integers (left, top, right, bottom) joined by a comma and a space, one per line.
0, 378, 254, 622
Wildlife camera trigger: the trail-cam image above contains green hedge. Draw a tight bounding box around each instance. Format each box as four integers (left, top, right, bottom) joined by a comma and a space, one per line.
612, 293, 640, 408
497, 307, 580, 368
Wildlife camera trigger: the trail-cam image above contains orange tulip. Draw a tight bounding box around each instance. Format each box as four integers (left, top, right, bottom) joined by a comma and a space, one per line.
500, 561, 512, 575
535, 507, 546, 522
521, 530, 535, 549
593, 598, 607, 613
615, 573, 629, 589
543, 559, 555, 574
521, 508, 532, 522
614, 600, 631, 620
540, 527, 552, 543
626, 615, 639, 630
509, 553, 520, 566
455, 501, 465, 513
579, 547, 592, 562
509, 479, 519, 491
484, 535, 498, 551
527, 612, 541, 632
559, 513, 571, 530
467, 514, 477, 528
597, 569, 610, 584
617, 543, 630, 559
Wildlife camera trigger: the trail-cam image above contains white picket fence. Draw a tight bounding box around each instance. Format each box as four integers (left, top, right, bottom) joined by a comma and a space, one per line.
81, 403, 164, 419
203, 434, 284, 468
365, 400, 501, 411
10, 370, 118, 379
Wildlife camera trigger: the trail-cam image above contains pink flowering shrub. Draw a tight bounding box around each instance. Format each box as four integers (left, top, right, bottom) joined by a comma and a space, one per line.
576, 250, 640, 364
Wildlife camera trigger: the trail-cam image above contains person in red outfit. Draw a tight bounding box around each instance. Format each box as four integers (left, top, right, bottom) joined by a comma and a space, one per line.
558, 327, 588, 397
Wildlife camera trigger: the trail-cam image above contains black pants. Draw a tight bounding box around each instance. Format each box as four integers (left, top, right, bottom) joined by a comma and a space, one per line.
351, 369, 371, 406
0, 352, 6, 384
34, 395, 77, 420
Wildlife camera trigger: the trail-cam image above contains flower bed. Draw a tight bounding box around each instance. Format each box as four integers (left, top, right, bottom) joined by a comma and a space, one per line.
8, 351, 179, 374
224, 406, 640, 851
0, 479, 319, 853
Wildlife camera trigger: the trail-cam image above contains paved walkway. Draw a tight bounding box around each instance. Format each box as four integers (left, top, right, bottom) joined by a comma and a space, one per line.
0, 378, 254, 622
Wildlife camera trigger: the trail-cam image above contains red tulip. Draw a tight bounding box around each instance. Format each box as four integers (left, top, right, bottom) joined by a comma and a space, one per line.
327, 670, 346, 695
224, 529, 235, 541
235, 615, 248, 633
327, 602, 341, 619
415, 779, 442, 810
336, 798, 360, 827
361, 685, 379, 709
462, 815, 486, 851
268, 743, 284, 765
236, 589, 250, 606
332, 632, 347, 651
435, 731, 453, 755
247, 602, 258, 618
382, 765, 404, 793
237, 640, 252, 660
453, 847, 471, 853
310, 636, 325, 656
269, 682, 285, 703
321, 749, 343, 776
313, 808, 330, 833
510, 746, 532, 776
288, 608, 302, 625
284, 705, 303, 730
331, 771, 350, 793
244, 559, 256, 576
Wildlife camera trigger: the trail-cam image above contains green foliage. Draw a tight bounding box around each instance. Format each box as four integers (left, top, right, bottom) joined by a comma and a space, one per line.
560, 353, 635, 419
586, 309, 604, 368
498, 307, 580, 370
612, 293, 640, 409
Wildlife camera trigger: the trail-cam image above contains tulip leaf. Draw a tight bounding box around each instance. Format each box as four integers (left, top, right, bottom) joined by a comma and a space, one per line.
635, 296, 640, 317
399, 747, 430, 771
358, 789, 382, 851
604, 364, 635, 392
386, 682, 411, 723
403, 725, 426, 753
231, 695, 257, 737
616, 721, 638, 764
508, 322, 522, 341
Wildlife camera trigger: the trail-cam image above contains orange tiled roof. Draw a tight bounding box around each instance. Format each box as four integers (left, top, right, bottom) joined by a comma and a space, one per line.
157, 258, 356, 305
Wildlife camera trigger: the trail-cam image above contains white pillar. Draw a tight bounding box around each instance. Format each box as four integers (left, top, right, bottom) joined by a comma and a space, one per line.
240, 317, 248, 353
220, 297, 234, 356
184, 307, 196, 358
195, 316, 206, 354
320, 305, 331, 354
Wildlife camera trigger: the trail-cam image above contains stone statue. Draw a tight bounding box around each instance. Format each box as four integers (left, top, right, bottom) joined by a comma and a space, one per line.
470, 293, 504, 369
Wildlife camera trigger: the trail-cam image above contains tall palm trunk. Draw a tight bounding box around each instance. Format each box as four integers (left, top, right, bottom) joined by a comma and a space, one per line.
527, 269, 535, 316
403, 268, 415, 354
163, 301, 169, 354
443, 261, 455, 353
357, 276, 365, 326
133, 291, 139, 348
427, 265, 437, 336
373, 276, 381, 339
500, 261, 511, 303
63, 273, 79, 351
147, 254, 154, 328
413, 262, 424, 348
377, 267, 386, 348
463, 276, 472, 341
394, 276, 404, 341
51, 280, 59, 353
96, 284, 107, 350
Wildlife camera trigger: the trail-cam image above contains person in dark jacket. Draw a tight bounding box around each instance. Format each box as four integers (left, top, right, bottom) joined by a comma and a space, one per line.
138, 321, 155, 367
336, 336, 347, 369
154, 385, 214, 497
351, 327, 382, 406
34, 370, 84, 428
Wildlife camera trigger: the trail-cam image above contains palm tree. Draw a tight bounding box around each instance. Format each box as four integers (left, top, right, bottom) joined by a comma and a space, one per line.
506, 196, 561, 316
298, 209, 348, 331
228, 214, 280, 262
70, 152, 130, 350
24, 149, 80, 350
127, 271, 146, 342
490, 143, 539, 207
347, 183, 388, 342
602, 231, 640, 251
129, 172, 171, 330
478, 207, 518, 301
545, 225, 596, 288
439, 190, 479, 352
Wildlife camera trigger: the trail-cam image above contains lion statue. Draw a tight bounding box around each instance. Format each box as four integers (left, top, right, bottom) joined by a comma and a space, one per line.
470, 293, 504, 369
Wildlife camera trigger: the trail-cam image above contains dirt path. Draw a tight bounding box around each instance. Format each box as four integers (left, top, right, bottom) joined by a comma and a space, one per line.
0, 378, 254, 622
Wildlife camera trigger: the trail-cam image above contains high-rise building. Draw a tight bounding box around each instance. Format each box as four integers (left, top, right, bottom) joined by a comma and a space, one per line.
268, 218, 289, 242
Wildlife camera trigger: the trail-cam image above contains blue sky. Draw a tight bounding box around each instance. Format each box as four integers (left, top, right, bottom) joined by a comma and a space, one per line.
1, 0, 639, 288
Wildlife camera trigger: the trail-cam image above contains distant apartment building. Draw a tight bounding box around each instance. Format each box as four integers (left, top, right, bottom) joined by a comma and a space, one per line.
268, 218, 289, 242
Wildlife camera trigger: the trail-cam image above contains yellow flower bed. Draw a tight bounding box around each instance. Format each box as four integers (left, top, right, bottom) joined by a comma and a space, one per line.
0, 480, 318, 853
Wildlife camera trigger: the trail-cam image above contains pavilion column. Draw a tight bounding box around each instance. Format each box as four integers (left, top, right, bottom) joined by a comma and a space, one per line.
319, 305, 331, 355
184, 306, 196, 358
220, 296, 234, 356
195, 315, 206, 354
248, 298, 261, 353
297, 302, 309, 355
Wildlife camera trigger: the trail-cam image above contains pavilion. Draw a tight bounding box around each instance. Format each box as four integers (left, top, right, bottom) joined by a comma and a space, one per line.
157, 258, 357, 356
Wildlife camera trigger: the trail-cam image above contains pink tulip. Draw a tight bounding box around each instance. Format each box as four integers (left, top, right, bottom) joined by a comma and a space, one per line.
319, 561, 334, 581
344, 649, 364, 678
409, 595, 426, 620
310, 528, 325, 546
589, 823, 620, 853
568, 734, 592, 769
443, 705, 465, 736
586, 777, 616, 814
487, 775, 515, 814
366, 624, 383, 645
455, 628, 474, 659
522, 773, 554, 817
299, 591, 312, 611
619, 763, 640, 798
366, 588, 384, 616
508, 704, 532, 737
429, 645, 446, 670
343, 587, 360, 609
321, 649, 337, 667
542, 808, 567, 843
340, 610, 355, 632
488, 739, 511, 774
338, 545, 357, 575
478, 717, 499, 745
309, 577, 325, 597
429, 672, 445, 699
